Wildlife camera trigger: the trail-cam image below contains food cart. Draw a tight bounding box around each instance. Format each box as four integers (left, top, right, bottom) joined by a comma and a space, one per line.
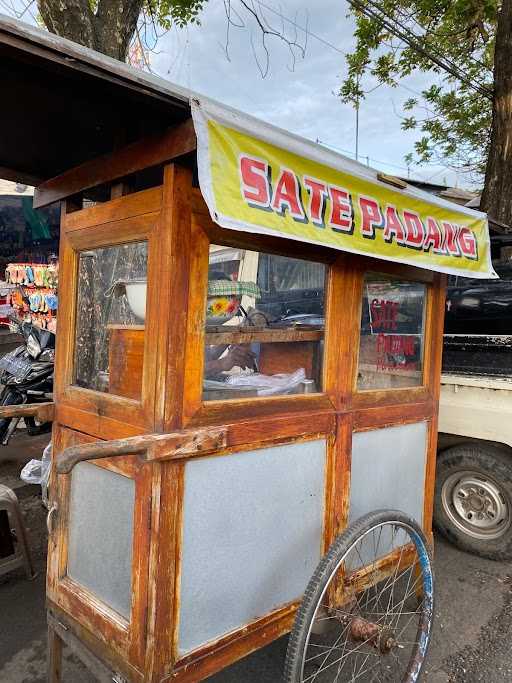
0, 18, 496, 683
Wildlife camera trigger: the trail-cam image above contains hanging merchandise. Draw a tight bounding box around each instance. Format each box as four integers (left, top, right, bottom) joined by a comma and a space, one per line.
5, 260, 58, 331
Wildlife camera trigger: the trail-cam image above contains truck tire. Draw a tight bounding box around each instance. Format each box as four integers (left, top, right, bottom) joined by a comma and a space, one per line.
434, 444, 512, 560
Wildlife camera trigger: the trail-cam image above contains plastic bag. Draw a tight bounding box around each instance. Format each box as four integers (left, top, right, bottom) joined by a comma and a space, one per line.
41, 442, 52, 508
20, 459, 45, 484
20, 441, 52, 491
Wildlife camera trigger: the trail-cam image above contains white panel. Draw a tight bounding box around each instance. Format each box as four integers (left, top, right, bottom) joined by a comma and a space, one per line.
350, 422, 428, 566
67, 463, 135, 619
178, 439, 327, 654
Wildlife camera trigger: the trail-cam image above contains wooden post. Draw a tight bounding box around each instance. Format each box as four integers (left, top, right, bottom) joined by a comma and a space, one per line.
47, 622, 63, 683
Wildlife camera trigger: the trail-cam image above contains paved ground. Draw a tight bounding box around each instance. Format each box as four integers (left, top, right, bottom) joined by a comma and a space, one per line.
1, 433, 511, 682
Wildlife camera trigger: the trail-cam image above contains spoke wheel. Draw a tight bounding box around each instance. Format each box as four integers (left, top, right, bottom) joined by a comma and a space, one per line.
284, 510, 434, 683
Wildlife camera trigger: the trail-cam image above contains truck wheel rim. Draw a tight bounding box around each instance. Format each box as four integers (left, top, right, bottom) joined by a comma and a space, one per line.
441, 470, 511, 541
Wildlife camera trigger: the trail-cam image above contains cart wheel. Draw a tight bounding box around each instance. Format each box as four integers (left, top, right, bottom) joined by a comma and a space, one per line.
284, 510, 434, 683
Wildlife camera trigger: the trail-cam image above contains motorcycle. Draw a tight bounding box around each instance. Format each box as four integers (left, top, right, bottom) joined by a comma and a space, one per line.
0, 317, 54, 445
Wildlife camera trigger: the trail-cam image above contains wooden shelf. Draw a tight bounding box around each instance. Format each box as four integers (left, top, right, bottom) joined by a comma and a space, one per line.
107, 324, 145, 331
104, 324, 324, 344
205, 327, 324, 345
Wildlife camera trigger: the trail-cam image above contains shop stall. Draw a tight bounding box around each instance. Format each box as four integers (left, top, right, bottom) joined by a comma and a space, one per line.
0, 17, 495, 683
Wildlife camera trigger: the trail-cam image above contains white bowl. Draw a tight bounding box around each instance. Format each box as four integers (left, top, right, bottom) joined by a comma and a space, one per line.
124, 280, 147, 321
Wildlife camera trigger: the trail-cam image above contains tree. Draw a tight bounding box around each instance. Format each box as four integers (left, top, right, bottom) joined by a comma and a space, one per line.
342, 0, 512, 227
36, 0, 205, 61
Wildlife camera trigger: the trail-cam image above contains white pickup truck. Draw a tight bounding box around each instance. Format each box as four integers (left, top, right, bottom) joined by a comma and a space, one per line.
435, 335, 512, 560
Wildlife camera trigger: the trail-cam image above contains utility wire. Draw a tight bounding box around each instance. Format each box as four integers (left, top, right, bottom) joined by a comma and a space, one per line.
249, 0, 464, 182
252, 0, 347, 56
316, 137, 452, 180
347, 0, 493, 99
358, 0, 491, 89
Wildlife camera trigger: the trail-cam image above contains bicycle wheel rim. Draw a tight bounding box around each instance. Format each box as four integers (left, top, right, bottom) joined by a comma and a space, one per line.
298, 517, 434, 683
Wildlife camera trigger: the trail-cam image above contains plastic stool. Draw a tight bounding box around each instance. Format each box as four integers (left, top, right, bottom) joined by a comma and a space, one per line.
0, 484, 35, 579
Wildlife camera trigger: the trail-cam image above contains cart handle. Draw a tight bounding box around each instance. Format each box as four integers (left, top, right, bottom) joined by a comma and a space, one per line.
0, 401, 54, 422
56, 427, 228, 474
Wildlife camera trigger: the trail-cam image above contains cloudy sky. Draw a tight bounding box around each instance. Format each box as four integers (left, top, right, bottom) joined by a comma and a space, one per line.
4, 0, 471, 188
148, 0, 469, 189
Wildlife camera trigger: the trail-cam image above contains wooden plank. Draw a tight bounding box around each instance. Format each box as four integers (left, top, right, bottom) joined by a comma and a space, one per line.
62, 188, 161, 232
55, 426, 228, 473
48, 612, 116, 683
167, 600, 299, 682
192, 188, 337, 265
34, 120, 196, 208
0, 402, 54, 421
64, 213, 157, 251
205, 328, 324, 344
353, 400, 434, 431
128, 463, 153, 670
181, 214, 210, 424
224, 411, 335, 452
423, 274, 447, 532
152, 462, 185, 676
108, 327, 144, 400
323, 414, 353, 554
47, 623, 63, 683
324, 258, 362, 410
159, 164, 194, 431
47, 602, 144, 683
346, 543, 417, 595
352, 386, 430, 410
190, 393, 335, 427
55, 404, 145, 440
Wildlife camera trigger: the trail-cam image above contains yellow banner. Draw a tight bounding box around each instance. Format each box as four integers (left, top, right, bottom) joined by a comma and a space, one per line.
193, 101, 494, 278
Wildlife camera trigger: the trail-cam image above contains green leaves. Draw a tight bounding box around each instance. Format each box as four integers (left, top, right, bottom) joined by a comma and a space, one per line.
147, 0, 205, 29
342, 0, 497, 177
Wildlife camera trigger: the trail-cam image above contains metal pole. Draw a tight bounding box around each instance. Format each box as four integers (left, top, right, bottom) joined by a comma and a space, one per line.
355, 102, 359, 162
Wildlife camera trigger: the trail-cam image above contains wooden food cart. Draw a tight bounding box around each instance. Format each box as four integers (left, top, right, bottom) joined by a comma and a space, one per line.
0, 18, 496, 683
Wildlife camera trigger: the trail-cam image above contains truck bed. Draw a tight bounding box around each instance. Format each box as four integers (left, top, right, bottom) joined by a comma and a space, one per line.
442, 334, 512, 377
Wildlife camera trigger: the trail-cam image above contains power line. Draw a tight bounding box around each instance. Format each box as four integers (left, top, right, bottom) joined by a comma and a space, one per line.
360, 0, 492, 90
252, 0, 347, 56
315, 137, 452, 180
243, 1, 462, 181
347, 0, 493, 99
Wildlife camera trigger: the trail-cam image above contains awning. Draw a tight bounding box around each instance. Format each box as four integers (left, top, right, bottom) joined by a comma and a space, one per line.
0, 15, 496, 278
192, 99, 496, 279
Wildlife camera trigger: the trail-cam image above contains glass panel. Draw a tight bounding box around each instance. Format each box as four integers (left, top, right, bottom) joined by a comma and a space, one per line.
357, 273, 426, 390
350, 422, 427, 566
203, 246, 326, 401
67, 463, 135, 619
74, 241, 147, 399
179, 439, 326, 654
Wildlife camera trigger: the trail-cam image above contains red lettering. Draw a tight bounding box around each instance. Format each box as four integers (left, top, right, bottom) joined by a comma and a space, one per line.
370, 299, 399, 331
359, 197, 383, 238
383, 206, 406, 244
271, 168, 305, 220
458, 226, 477, 259
403, 211, 425, 248
328, 186, 353, 232
303, 177, 328, 226
239, 155, 270, 208
424, 217, 444, 253
442, 222, 461, 256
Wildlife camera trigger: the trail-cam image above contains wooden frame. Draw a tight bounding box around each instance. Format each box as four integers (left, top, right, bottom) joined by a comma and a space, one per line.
45, 147, 447, 682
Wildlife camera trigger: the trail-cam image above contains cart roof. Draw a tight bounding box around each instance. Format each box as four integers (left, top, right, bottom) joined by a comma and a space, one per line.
0, 14, 495, 278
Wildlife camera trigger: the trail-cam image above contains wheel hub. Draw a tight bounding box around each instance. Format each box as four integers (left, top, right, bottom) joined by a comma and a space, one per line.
349, 617, 399, 654
442, 471, 511, 540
